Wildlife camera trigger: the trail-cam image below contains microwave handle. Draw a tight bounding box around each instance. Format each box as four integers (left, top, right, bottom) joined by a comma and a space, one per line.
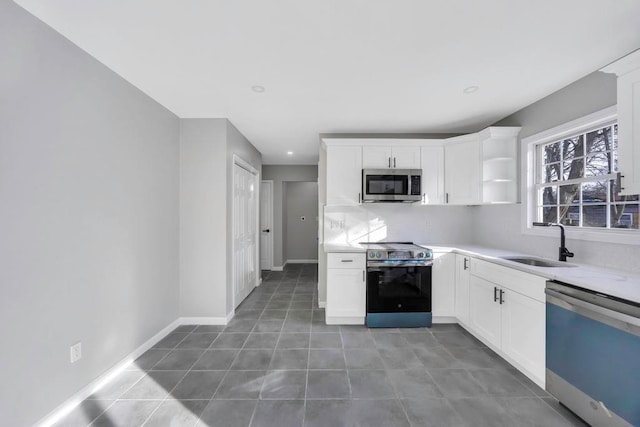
393, 157, 396, 168
388, 157, 391, 168
358, 192, 361, 204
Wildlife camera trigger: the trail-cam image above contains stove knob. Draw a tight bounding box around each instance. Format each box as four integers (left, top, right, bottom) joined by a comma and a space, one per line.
376, 252, 382, 259
417, 252, 426, 258
369, 252, 375, 259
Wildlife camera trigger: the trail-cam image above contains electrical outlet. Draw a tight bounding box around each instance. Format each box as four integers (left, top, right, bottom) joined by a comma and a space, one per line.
70, 342, 82, 363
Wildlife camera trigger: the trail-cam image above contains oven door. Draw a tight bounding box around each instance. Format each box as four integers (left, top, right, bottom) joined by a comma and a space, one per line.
366, 264, 432, 313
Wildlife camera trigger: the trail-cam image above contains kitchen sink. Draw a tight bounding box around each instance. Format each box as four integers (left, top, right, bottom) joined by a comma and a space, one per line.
500, 256, 578, 268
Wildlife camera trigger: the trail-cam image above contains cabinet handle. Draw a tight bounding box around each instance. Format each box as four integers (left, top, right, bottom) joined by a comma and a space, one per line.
341, 259, 353, 263
499, 289, 505, 305
464, 258, 469, 270
388, 157, 391, 168
494, 287, 499, 303
422, 193, 426, 203
393, 157, 396, 168
446, 193, 449, 204
363, 270, 365, 282
358, 192, 361, 204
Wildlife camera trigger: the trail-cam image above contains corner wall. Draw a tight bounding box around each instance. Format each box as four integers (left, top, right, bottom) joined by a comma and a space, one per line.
180, 119, 262, 319
474, 71, 640, 272
0, 2, 180, 425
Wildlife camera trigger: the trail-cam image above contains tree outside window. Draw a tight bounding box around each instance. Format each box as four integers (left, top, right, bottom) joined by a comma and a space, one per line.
537, 123, 639, 229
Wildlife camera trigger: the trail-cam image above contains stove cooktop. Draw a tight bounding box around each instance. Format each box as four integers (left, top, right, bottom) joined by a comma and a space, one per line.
359, 242, 433, 261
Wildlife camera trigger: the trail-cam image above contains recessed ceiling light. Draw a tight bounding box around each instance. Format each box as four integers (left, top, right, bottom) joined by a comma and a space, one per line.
251, 85, 265, 93
287, 151, 293, 155
463, 85, 479, 94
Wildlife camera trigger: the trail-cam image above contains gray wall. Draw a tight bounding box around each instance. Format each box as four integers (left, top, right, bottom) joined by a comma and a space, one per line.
179, 119, 227, 318
180, 119, 262, 318
285, 182, 319, 261
474, 71, 640, 272
0, 2, 180, 425
262, 165, 318, 267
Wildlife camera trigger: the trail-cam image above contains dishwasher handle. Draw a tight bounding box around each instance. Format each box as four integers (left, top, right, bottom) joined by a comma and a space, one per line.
545, 287, 640, 335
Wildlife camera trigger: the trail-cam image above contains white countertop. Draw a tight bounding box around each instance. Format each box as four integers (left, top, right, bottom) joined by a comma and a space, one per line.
322, 242, 640, 304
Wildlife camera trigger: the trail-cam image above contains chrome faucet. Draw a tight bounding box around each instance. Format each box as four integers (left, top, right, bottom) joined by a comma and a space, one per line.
532, 222, 575, 262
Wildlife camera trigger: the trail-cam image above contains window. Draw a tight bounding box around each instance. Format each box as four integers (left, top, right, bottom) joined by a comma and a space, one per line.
535, 122, 639, 230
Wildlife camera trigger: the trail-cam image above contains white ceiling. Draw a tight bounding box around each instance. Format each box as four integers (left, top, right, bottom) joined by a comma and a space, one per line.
14, 0, 640, 164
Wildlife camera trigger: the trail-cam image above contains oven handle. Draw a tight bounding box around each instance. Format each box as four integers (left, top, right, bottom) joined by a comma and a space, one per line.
367, 262, 433, 268
545, 288, 640, 336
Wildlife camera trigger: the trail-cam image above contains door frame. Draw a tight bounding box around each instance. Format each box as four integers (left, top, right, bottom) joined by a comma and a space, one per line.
232, 154, 260, 310
260, 180, 274, 271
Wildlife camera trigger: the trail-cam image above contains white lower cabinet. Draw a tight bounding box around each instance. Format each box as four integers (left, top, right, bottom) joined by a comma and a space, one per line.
469, 275, 502, 349
454, 255, 471, 326
501, 288, 545, 382
464, 258, 546, 388
431, 252, 456, 320
326, 253, 366, 325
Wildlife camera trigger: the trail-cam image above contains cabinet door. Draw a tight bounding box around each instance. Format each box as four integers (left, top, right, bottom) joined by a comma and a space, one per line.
326, 268, 366, 318
392, 146, 421, 169
431, 252, 455, 318
420, 146, 445, 204
468, 276, 501, 349
327, 146, 363, 205
616, 67, 640, 195
445, 138, 481, 204
501, 289, 545, 383
362, 146, 392, 169
455, 255, 471, 325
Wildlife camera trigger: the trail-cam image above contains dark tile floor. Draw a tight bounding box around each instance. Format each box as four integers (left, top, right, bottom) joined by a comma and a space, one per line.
55, 263, 587, 426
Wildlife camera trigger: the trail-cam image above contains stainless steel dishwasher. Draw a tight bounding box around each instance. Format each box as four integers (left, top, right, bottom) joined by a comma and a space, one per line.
545, 280, 640, 427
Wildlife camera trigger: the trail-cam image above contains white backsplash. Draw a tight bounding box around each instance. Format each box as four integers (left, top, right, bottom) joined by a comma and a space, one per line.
472, 204, 640, 274
323, 204, 474, 246
324, 203, 640, 274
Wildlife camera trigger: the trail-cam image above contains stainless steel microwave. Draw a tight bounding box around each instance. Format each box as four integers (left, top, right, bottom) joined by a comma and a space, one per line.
362, 169, 422, 202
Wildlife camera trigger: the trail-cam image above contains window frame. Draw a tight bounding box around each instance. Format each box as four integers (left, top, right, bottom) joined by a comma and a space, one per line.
522, 105, 640, 245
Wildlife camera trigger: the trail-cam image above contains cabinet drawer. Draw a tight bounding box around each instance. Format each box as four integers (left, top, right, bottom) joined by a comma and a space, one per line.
327, 252, 366, 269
471, 259, 546, 303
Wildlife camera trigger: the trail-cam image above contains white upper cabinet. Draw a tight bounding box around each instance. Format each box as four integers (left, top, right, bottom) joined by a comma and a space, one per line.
362, 146, 392, 169
325, 145, 363, 205
444, 135, 481, 205
602, 50, 640, 195
392, 146, 421, 169
420, 145, 445, 204
479, 127, 521, 204
362, 145, 421, 169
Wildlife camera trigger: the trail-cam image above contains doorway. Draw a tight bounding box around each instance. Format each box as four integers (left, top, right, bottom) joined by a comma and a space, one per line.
284, 181, 319, 264
260, 180, 274, 270
232, 156, 259, 309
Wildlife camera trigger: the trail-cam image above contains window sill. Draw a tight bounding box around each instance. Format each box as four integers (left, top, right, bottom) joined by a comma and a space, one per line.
521, 224, 640, 246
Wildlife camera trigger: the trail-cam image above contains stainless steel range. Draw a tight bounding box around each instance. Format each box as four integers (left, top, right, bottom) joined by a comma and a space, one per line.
360, 242, 433, 328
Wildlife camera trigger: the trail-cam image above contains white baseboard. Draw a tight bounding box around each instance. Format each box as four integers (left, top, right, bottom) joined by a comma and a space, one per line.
326, 316, 365, 325
271, 265, 284, 271
432, 316, 457, 324
35, 318, 181, 427
318, 301, 326, 308
180, 312, 233, 325
286, 259, 318, 264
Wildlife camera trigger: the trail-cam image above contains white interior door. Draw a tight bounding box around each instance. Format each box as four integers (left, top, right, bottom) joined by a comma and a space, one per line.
233, 157, 259, 309
260, 180, 273, 270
